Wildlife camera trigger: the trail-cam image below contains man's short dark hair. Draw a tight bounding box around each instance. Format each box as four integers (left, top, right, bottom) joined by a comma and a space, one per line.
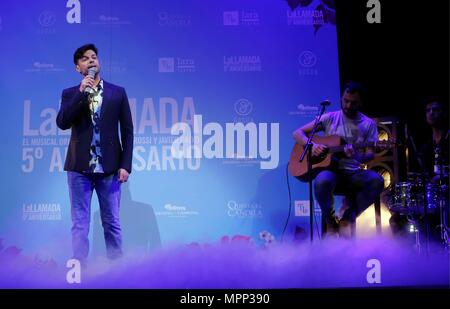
423, 96, 449, 128
73, 44, 98, 65
342, 81, 367, 103
423, 96, 445, 110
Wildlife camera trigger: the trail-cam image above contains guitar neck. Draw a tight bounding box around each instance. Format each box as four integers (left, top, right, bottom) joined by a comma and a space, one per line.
328, 142, 376, 153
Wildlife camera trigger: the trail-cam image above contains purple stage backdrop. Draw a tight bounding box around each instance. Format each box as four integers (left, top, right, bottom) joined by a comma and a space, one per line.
0, 0, 341, 262
0, 0, 448, 290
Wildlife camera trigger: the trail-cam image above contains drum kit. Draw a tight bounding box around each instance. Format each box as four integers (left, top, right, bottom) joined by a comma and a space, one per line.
387, 172, 449, 251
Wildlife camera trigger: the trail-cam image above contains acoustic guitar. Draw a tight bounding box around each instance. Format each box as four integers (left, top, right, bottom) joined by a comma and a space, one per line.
288, 135, 394, 182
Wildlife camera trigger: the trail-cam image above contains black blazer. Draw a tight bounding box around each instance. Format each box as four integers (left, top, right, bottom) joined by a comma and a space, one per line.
56, 81, 133, 174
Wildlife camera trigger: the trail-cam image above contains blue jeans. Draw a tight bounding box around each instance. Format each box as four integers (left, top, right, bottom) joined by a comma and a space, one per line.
67, 171, 122, 263
314, 169, 384, 223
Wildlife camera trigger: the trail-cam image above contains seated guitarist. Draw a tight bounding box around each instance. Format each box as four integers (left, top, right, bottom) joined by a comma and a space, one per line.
293, 82, 384, 237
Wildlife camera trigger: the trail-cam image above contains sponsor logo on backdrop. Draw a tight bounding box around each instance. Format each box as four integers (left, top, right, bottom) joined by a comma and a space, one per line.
223, 11, 260, 26
240, 11, 260, 25
39, 11, 56, 27
298, 51, 318, 76
223, 56, 262, 72
103, 59, 128, 74
23, 203, 62, 221
234, 98, 253, 117
176, 58, 196, 72
294, 200, 321, 217
223, 11, 239, 26
233, 98, 254, 124
158, 12, 192, 27
227, 200, 263, 218
288, 103, 319, 117
24, 61, 65, 73
158, 57, 195, 73
90, 15, 131, 26
287, 9, 324, 26
298, 51, 316, 67
228, 98, 257, 167
158, 58, 175, 73
37, 11, 56, 34
155, 203, 199, 218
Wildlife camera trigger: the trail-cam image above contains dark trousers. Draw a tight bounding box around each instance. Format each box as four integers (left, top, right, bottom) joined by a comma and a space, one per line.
314, 169, 384, 224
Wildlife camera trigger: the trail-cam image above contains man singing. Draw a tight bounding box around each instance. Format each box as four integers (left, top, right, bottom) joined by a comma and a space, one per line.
56, 44, 133, 265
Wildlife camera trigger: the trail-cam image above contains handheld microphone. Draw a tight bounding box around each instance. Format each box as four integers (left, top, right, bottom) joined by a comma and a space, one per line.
84, 66, 98, 94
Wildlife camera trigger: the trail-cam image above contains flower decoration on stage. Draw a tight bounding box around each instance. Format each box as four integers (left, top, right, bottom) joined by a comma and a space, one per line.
220, 235, 253, 244
259, 230, 276, 247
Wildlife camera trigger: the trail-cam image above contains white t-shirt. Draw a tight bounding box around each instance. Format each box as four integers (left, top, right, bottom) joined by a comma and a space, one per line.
317, 110, 378, 170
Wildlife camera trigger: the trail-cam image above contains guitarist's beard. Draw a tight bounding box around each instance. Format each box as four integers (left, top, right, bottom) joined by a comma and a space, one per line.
342, 107, 359, 119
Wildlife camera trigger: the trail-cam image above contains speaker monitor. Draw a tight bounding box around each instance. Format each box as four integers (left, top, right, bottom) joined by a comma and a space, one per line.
367, 117, 407, 191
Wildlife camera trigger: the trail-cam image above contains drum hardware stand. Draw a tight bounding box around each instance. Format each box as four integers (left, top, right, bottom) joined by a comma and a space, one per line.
404, 217, 421, 253
406, 130, 430, 255
436, 156, 449, 250
437, 195, 449, 250
413, 222, 421, 254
